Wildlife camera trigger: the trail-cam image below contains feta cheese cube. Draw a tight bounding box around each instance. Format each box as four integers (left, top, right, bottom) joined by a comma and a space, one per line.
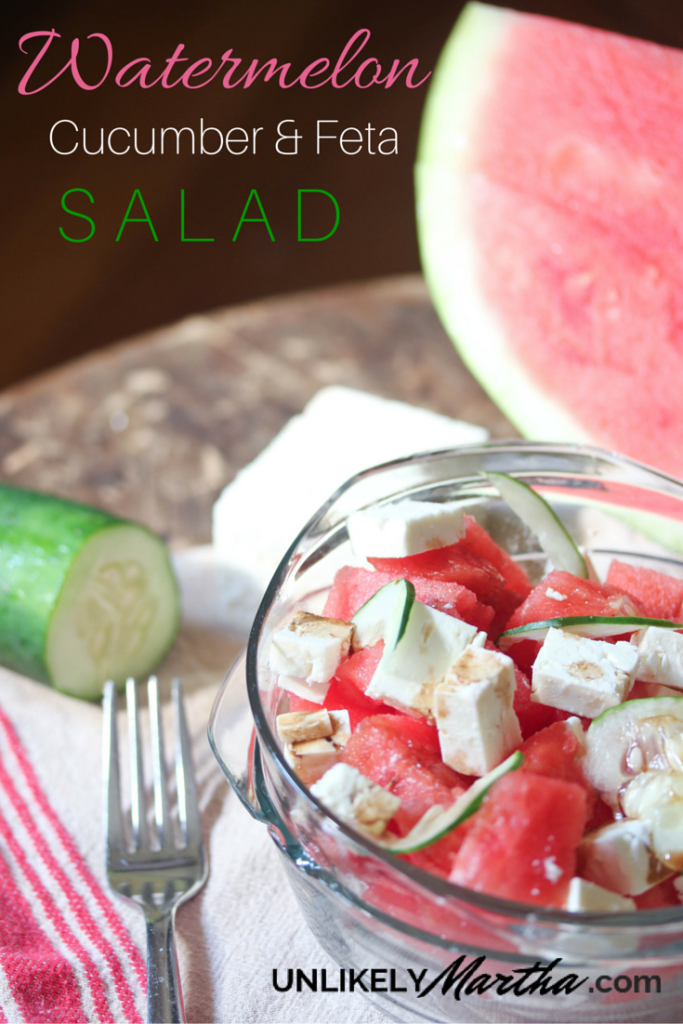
632, 626, 683, 690
282, 710, 351, 786
269, 611, 354, 685
434, 646, 522, 776
365, 602, 486, 716
579, 819, 671, 896
532, 628, 638, 718
276, 709, 333, 745
347, 499, 465, 559
565, 877, 636, 913
277, 676, 330, 705
311, 762, 400, 837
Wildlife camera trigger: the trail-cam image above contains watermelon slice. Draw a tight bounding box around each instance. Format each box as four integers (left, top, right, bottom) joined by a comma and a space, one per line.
417, 2, 683, 477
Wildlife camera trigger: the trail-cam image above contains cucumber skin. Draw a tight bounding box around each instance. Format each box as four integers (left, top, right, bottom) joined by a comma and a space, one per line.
0, 484, 150, 684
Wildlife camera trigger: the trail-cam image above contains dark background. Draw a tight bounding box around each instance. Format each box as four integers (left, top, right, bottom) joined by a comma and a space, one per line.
3, 0, 682, 390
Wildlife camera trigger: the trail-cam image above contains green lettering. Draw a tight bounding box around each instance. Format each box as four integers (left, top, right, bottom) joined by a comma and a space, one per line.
232, 189, 274, 241
60, 188, 95, 243
297, 189, 340, 242
181, 189, 214, 241
116, 189, 158, 241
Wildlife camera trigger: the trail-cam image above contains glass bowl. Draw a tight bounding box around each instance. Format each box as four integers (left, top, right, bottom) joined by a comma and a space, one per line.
208, 441, 683, 1023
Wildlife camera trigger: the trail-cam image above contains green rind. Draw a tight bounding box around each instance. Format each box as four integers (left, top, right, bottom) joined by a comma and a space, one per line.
0, 484, 119, 682
415, 2, 592, 447
384, 750, 524, 854
497, 615, 683, 646
485, 472, 588, 578
0, 484, 180, 696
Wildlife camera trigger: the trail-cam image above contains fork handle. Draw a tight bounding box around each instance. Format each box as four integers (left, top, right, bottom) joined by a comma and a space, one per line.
145, 909, 185, 1023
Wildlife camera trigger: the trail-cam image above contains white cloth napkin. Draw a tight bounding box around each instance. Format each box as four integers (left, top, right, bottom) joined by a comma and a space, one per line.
0, 387, 487, 1023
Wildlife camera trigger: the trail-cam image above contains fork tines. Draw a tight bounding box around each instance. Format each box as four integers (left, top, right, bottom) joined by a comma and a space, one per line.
103, 676, 201, 861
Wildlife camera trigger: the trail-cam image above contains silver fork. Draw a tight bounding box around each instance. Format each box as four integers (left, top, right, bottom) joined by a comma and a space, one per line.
103, 677, 208, 1024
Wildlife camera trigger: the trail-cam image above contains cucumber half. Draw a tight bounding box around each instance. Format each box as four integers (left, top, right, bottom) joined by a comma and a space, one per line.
383, 750, 524, 853
484, 472, 588, 578
497, 615, 683, 647
584, 697, 683, 805
0, 484, 180, 699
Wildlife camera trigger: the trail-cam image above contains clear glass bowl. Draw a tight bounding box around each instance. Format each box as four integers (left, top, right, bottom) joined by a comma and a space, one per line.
208, 441, 683, 1023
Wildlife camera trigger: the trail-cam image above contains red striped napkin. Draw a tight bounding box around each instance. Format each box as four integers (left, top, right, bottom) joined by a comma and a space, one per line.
0, 591, 390, 1023
0, 695, 145, 1022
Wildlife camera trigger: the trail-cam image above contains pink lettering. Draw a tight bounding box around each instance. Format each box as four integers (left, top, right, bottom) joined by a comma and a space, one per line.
352, 58, 383, 89
330, 29, 371, 88
18, 30, 112, 94
376, 57, 431, 89
298, 57, 330, 89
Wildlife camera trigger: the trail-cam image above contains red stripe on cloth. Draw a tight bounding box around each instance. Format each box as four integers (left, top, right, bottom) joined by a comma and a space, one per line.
0, 809, 105, 1021
0, 851, 88, 1023
0, 753, 137, 1024
0, 707, 145, 1012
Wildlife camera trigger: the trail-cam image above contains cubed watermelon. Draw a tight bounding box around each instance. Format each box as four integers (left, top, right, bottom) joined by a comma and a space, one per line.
323, 565, 494, 631
341, 714, 470, 805
606, 559, 683, 622
504, 569, 643, 632
461, 515, 532, 600
449, 772, 588, 906
369, 544, 507, 607
519, 722, 594, 811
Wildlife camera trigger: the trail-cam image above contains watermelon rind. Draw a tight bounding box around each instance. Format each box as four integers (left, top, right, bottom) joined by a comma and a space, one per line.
415, 2, 593, 446
383, 750, 523, 854
497, 614, 683, 646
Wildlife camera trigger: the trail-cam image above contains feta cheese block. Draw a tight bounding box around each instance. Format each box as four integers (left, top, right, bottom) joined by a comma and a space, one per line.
276, 675, 330, 705
632, 626, 683, 690
279, 709, 351, 786
579, 819, 671, 896
532, 628, 638, 718
347, 499, 466, 558
565, 877, 637, 913
310, 762, 400, 837
365, 600, 486, 717
269, 611, 354, 686
434, 645, 522, 776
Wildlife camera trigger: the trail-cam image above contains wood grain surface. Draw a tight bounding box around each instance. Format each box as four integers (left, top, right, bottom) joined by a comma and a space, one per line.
0, 275, 516, 546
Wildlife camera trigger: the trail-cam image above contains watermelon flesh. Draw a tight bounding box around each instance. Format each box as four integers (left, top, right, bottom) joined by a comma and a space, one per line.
606, 559, 683, 621
417, 2, 683, 477
449, 772, 588, 907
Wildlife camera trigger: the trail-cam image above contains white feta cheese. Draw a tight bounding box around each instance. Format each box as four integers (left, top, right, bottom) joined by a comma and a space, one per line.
347, 499, 465, 559
277, 675, 330, 704
276, 709, 333, 745
532, 628, 638, 718
566, 877, 636, 913
621, 770, 683, 870
632, 626, 683, 690
310, 762, 400, 836
545, 588, 568, 602
281, 710, 351, 786
365, 602, 486, 716
564, 716, 587, 749
543, 856, 563, 883
434, 645, 522, 776
579, 819, 670, 896
269, 611, 354, 685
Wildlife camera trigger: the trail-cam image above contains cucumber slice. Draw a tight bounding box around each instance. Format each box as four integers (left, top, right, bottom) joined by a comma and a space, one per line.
383, 750, 524, 853
485, 471, 588, 578
0, 484, 180, 699
498, 615, 683, 647
351, 578, 415, 651
584, 697, 683, 804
